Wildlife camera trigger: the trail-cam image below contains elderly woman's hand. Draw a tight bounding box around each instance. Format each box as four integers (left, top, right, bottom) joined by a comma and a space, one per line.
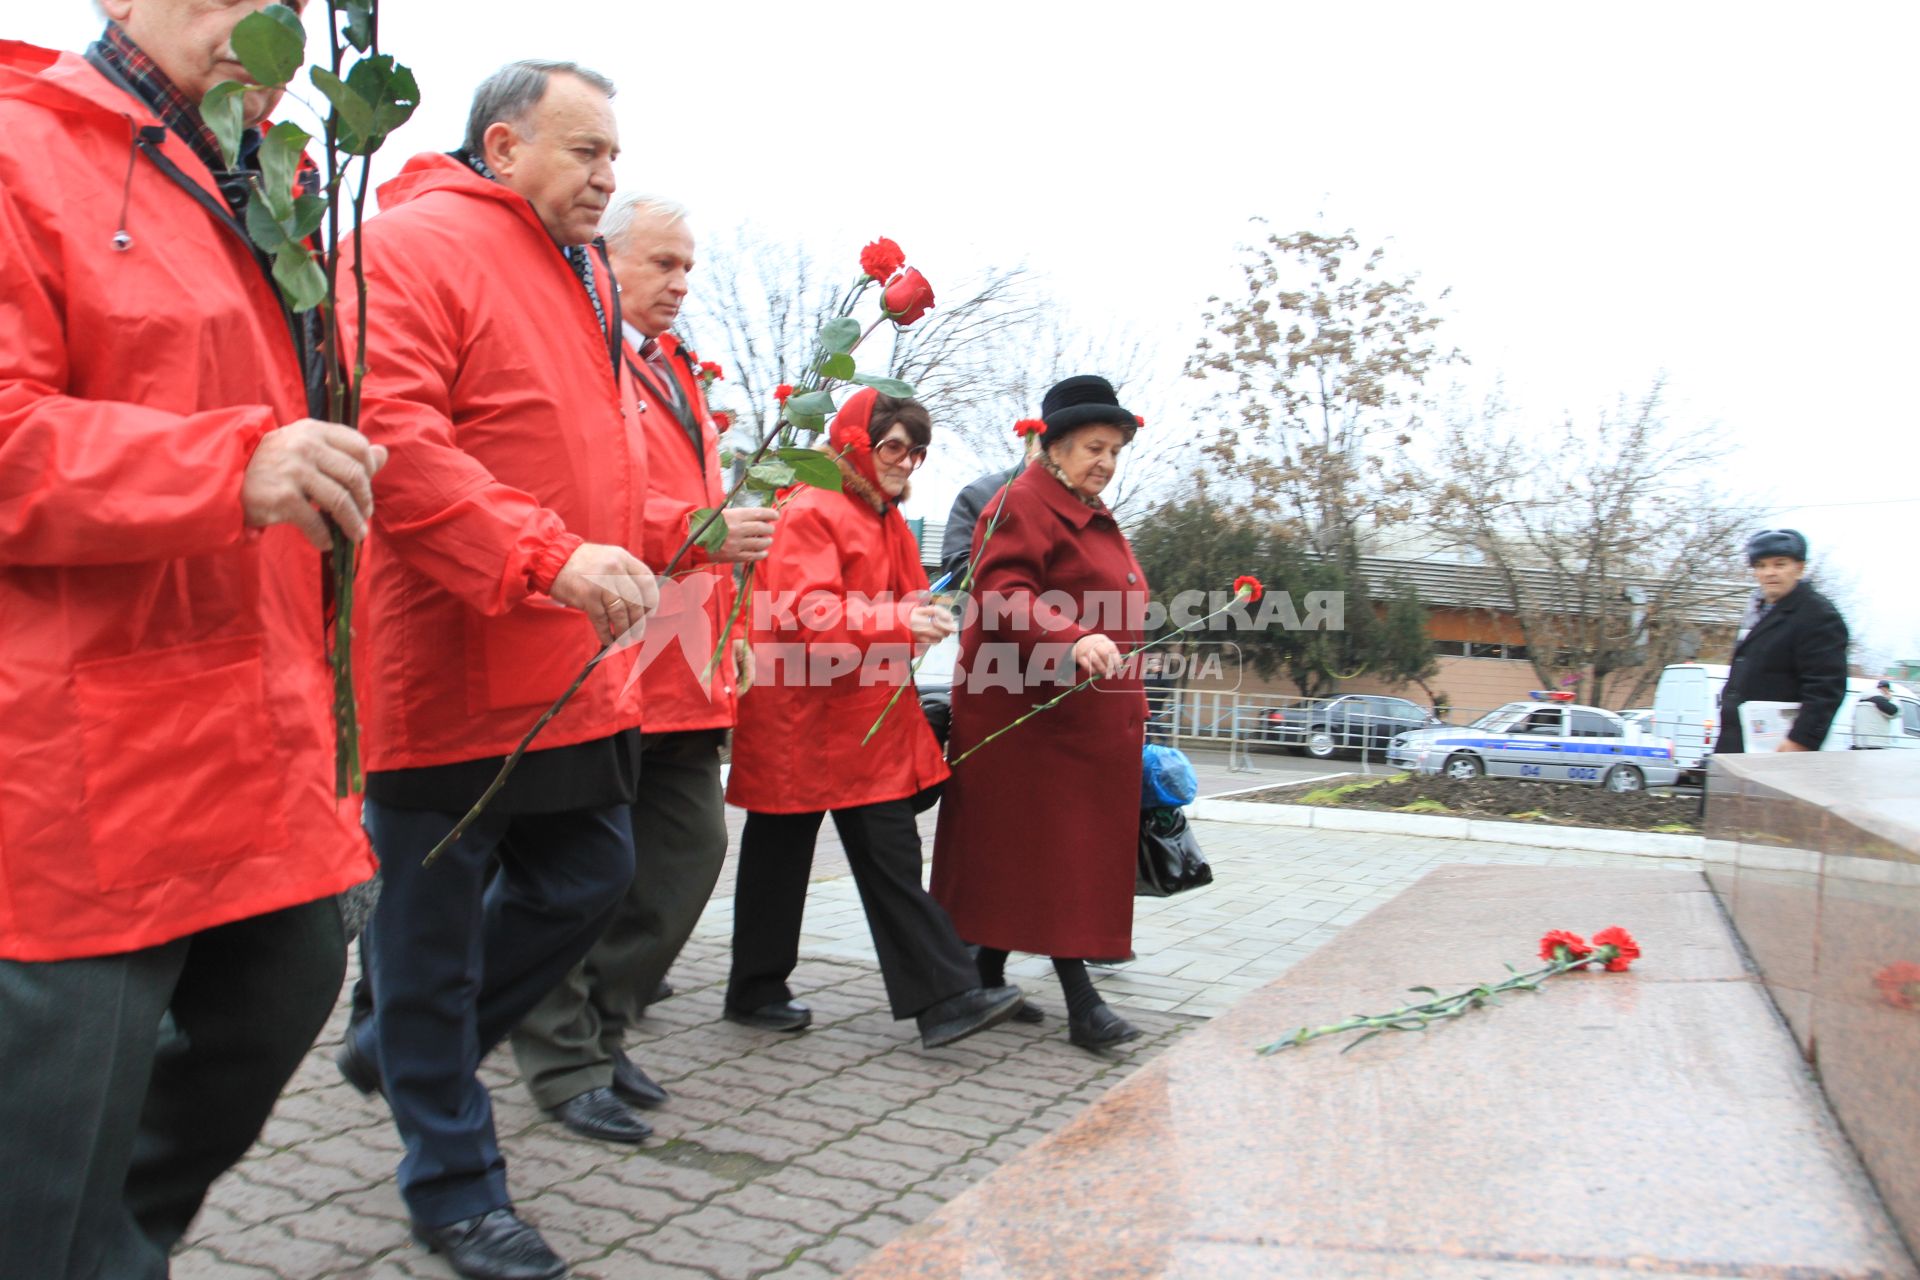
908, 601, 957, 648
1072, 633, 1124, 679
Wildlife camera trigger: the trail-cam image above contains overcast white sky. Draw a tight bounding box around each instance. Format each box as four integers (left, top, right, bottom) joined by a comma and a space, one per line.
19, 2, 1917, 661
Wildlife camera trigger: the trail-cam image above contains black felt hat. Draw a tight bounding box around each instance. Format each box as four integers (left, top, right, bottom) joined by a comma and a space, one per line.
1040, 375, 1137, 447
1745, 528, 1809, 564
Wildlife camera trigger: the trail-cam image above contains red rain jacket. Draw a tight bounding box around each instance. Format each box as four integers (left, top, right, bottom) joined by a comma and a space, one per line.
0, 43, 374, 960
726, 389, 948, 813
339, 155, 648, 769
627, 333, 737, 733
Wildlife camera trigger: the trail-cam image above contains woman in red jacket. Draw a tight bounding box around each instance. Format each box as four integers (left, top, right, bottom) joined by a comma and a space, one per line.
726, 389, 1023, 1050
930, 376, 1151, 1053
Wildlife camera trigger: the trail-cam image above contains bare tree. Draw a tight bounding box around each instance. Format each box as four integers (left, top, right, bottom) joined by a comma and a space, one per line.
1187, 224, 1459, 556
1422, 379, 1760, 706
681, 228, 1194, 515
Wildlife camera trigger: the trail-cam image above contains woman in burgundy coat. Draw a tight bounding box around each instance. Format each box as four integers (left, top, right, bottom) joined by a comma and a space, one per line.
724, 389, 1025, 1051
930, 376, 1151, 1052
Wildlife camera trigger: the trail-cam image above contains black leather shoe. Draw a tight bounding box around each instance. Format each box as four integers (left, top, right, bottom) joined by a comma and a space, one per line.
548, 1087, 652, 1145
918, 985, 1023, 1049
609, 1049, 669, 1109
412, 1208, 567, 1280
335, 1034, 382, 1097
1012, 1000, 1045, 1024
1068, 1003, 1141, 1052
724, 1000, 812, 1032
651, 979, 674, 1003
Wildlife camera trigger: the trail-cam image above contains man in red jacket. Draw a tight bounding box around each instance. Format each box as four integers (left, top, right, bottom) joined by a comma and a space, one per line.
0, 4, 384, 1277
510, 195, 777, 1140
333, 61, 657, 1280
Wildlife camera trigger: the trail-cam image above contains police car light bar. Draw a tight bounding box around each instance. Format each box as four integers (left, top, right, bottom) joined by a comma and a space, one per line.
1527, 690, 1576, 702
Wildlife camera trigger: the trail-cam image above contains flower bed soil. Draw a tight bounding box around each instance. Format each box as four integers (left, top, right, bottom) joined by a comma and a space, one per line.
1231, 773, 1699, 832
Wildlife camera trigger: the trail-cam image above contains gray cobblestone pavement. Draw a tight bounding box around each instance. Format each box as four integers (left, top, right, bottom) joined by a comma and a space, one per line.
174, 814, 1693, 1279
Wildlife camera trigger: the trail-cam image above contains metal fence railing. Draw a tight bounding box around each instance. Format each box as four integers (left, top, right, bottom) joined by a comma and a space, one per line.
1143, 689, 1575, 776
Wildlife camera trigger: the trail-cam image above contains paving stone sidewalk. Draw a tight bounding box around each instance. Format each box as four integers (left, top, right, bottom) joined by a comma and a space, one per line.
174, 820, 1696, 1279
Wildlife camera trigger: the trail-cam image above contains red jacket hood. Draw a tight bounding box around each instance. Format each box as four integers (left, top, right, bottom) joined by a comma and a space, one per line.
377, 152, 565, 247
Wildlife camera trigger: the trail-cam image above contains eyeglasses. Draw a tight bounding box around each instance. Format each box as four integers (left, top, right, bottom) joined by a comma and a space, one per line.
875, 439, 929, 469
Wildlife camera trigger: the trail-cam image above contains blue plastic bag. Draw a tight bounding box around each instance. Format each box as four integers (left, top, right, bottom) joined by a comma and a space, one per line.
1141, 744, 1198, 809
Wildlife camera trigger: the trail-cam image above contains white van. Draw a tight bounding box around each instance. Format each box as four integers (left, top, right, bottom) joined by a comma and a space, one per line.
1654, 662, 1920, 774
1652, 663, 1727, 774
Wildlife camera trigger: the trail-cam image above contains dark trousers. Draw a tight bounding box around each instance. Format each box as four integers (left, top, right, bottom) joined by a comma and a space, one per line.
727, 799, 976, 1021
356, 799, 634, 1228
511, 730, 729, 1109
0, 898, 346, 1280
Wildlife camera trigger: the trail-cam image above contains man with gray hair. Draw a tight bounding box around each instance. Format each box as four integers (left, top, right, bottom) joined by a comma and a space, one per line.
510, 193, 776, 1140
333, 60, 656, 1280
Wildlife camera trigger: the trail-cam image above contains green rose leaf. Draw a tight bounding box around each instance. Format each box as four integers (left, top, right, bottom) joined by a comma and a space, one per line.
688, 507, 729, 555
345, 55, 420, 153
788, 389, 836, 418
343, 0, 374, 51
776, 447, 844, 491
818, 352, 856, 381
310, 67, 376, 154
257, 120, 311, 218
289, 192, 328, 241
201, 81, 247, 170
272, 245, 328, 312
244, 193, 294, 253
852, 373, 916, 398
817, 316, 861, 355
785, 410, 827, 435
231, 4, 306, 88
748, 461, 797, 490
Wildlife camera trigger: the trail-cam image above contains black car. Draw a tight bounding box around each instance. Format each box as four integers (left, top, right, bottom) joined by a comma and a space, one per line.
1264, 694, 1437, 759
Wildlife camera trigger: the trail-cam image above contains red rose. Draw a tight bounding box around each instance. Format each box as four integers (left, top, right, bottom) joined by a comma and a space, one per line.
775, 384, 794, 404
860, 237, 906, 283
882, 268, 935, 327
1013, 418, 1046, 438
1538, 929, 1590, 962
1232, 574, 1264, 603
700, 360, 724, 381
1874, 962, 1920, 1011
1590, 926, 1640, 972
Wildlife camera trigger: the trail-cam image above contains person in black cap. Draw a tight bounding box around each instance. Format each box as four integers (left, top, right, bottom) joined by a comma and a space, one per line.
1715, 528, 1849, 754
930, 375, 1154, 1053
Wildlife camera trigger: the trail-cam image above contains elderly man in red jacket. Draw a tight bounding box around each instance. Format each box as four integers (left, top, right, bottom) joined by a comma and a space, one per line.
332, 61, 657, 1280
509, 194, 777, 1141
0, 3, 385, 1277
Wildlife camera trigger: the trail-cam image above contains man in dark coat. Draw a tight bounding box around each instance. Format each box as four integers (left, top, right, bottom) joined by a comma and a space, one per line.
1715, 528, 1849, 754
940, 462, 1025, 582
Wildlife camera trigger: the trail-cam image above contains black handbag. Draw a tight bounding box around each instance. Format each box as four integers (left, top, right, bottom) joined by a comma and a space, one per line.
1136, 806, 1213, 897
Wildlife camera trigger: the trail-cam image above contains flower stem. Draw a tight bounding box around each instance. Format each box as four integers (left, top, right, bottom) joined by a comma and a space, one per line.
946, 589, 1252, 769
860, 472, 1020, 745
1254, 946, 1621, 1055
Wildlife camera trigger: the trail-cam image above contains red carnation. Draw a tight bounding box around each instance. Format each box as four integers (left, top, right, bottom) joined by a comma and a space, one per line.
700, 360, 724, 381
1013, 418, 1046, 438
1875, 962, 1920, 1011
1590, 926, 1640, 972
775, 384, 794, 405
1232, 574, 1264, 602
711, 410, 732, 429
1135, 414, 1146, 427
1538, 929, 1591, 962
882, 268, 935, 327
860, 237, 906, 283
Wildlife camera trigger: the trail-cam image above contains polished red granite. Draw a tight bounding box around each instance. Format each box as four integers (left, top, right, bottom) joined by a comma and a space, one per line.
850, 866, 1916, 1279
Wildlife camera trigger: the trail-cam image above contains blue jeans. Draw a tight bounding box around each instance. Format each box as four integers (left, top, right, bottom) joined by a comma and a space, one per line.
357, 800, 634, 1227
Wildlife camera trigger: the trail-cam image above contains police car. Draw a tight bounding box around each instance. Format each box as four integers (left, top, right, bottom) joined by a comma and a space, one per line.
1386, 692, 1681, 792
